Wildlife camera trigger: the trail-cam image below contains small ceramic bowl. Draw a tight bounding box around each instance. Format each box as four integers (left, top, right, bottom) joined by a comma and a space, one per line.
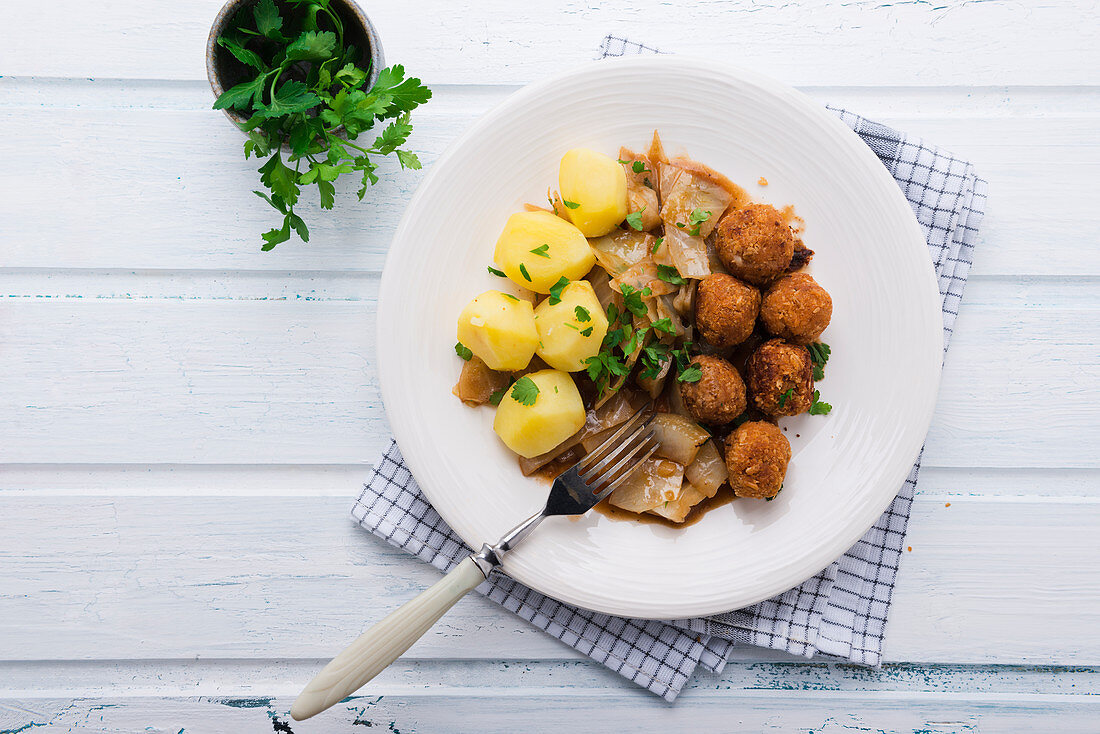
206, 0, 385, 126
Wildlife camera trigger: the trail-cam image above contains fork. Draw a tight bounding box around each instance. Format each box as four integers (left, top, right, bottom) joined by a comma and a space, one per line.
290, 407, 657, 721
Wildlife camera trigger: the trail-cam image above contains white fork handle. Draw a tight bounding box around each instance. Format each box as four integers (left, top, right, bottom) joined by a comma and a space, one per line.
290, 557, 486, 721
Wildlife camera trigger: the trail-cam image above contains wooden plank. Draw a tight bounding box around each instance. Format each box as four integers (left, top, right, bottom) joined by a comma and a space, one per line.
2, 690, 1097, 734
1, 464, 1094, 499
1, 496, 1097, 663
1, 0, 1096, 86
1, 660, 1097, 733
3, 658, 1095, 698
1, 283, 1095, 467
0, 82, 1097, 275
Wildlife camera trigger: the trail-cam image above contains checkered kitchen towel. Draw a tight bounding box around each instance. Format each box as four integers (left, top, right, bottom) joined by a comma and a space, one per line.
352, 36, 988, 701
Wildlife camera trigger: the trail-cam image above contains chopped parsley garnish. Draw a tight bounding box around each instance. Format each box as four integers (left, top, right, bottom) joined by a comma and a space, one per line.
777, 388, 794, 408
808, 341, 831, 381
530, 244, 551, 258
809, 389, 833, 415
548, 276, 570, 305
501, 293, 520, 302
631, 160, 648, 174
678, 362, 703, 383
487, 265, 506, 277
688, 208, 711, 226
564, 323, 580, 331
656, 265, 685, 286
518, 263, 532, 282
686, 208, 712, 237
625, 207, 646, 231
574, 305, 591, 322
510, 376, 539, 406
488, 388, 506, 406
651, 237, 664, 254
617, 158, 630, 165
623, 326, 648, 355
674, 208, 714, 237
580, 326, 594, 337
651, 317, 674, 335
639, 342, 671, 379
562, 200, 581, 209
454, 342, 473, 361
620, 283, 651, 317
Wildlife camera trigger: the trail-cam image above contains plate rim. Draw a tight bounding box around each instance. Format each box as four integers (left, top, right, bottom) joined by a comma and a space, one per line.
376, 55, 942, 618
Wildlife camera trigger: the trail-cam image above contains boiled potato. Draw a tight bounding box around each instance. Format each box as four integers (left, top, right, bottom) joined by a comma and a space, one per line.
533, 281, 609, 372
493, 211, 595, 294
493, 369, 585, 458
456, 290, 538, 371
559, 148, 629, 237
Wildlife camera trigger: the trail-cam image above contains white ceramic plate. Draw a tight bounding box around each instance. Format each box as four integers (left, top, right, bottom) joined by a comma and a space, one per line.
377, 56, 941, 619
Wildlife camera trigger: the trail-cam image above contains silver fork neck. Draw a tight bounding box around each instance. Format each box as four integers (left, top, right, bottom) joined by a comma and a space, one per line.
470, 510, 546, 577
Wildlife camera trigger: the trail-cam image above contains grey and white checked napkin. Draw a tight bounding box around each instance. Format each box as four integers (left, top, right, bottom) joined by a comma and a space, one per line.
352, 36, 988, 701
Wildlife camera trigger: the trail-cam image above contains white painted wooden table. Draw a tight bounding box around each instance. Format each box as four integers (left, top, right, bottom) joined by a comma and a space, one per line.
2, 1, 1098, 732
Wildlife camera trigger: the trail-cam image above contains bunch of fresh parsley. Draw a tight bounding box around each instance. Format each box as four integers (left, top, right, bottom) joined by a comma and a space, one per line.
212, 0, 431, 249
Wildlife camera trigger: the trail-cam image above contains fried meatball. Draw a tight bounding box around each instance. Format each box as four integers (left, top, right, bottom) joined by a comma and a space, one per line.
761, 272, 833, 344
725, 421, 791, 499
746, 339, 813, 417
713, 204, 795, 285
695, 273, 761, 349
678, 354, 747, 425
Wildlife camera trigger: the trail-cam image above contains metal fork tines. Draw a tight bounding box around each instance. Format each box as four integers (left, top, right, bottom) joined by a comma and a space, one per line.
486, 405, 657, 560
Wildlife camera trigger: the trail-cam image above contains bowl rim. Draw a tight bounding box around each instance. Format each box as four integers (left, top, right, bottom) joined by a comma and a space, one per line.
376, 54, 942, 618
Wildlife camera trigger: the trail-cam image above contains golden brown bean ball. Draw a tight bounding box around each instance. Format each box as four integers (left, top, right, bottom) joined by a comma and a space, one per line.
695, 273, 760, 349
678, 354, 746, 425
713, 204, 795, 286
725, 421, 791, 499
746, 339, 813, 417
760, 272, 833, 344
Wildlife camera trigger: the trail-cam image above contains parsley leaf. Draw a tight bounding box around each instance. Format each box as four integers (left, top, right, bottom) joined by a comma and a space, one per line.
809, 389, 833, 415
510, 376, 540, 406
257, 151, 300, 207
656, 265, 685, 286
548, 276, 570, 304
777, 388, 794, 408
213, 75, 268, 111
530, 244, 551, 258
678, 362, 703, 383
688, 208, 711, 226
620, 284, 651, 317
623, 326, 648, 355
487, 265, 506, 277
284, 30, 337, 62
651, 317, 674, 335
808, 342, 831, 381
652, 237, 664, 254
253, 0, 283, 38
217, 35, 266, 70
455, 342, 473, 361
632, 160, 648, 173
625, 207, 646, 231
574, 305, 591, 322
580, 326, 594, 337
519, 263, 532, 282
686, 208, 712, 237
489, 388, 506, 406
562, 200, 581, 209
